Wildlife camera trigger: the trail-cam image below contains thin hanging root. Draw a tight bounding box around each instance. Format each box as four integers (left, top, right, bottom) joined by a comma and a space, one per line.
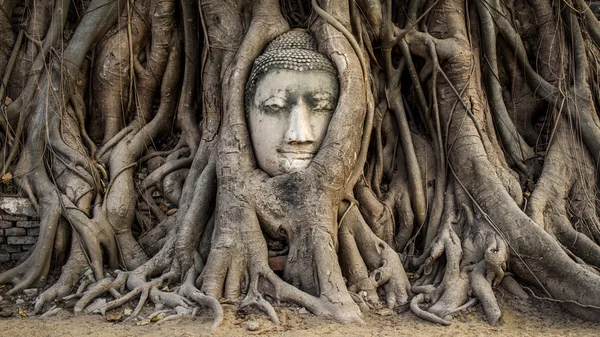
410, 293, 452, 326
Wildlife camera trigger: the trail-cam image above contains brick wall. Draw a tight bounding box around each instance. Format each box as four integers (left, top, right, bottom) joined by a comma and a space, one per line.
0, 197, 39, 262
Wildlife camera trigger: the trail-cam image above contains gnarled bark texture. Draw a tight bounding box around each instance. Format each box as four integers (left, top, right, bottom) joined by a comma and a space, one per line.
1, 0, 600, 327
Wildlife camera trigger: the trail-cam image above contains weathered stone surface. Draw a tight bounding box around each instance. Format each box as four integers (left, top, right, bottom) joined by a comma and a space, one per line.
23, 288, 38, 297
0, 197, 37, 217
1, 214, 28, 221
247, 321, 260, 331
16, 221, 39, 228
7, 236, 37, 245
21, 244, 34, 251
0, 198, 39, 260
11, 252, 25, 261
0, 244, 21, 253
5, 227, 26, 236
0, 220, 12, 229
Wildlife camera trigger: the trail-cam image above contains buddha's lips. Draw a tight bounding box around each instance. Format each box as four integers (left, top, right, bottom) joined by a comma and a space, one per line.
277, 149, 317, 159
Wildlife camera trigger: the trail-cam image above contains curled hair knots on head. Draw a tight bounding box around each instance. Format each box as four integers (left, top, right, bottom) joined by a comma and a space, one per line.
245, 30, 338, 110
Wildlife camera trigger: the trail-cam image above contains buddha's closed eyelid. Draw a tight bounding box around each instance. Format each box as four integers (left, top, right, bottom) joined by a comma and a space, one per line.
261, 96, 287, 107
310, 97, 336, 112
260, 96, 288, 114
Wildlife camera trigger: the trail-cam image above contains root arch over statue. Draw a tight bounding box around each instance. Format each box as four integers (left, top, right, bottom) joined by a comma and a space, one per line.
0, 0, 600, 327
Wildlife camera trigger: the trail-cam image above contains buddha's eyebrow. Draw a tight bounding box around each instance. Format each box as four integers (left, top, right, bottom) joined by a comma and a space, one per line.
310, 91, 336, 101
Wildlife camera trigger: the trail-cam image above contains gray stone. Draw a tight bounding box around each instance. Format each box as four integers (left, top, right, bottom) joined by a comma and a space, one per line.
7, 236, 37, 245
0, 236, 4, 244
11, 252, 25, 261
247, 321, 260, 331
0, 197, 37, 217
15, 298, 24, 305
0, 214, 27, 221
21, 244, 34, 251
16, 221, 39, 228
23, 288, 38, 297
0, 220, 12, 229
27, 227, 39, 236
0, 244, 22, 253
5, 227, 26, 236
0, 253, 10, 262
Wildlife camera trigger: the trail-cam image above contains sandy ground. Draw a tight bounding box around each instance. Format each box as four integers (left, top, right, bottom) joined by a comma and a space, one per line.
0, 285, 599, 337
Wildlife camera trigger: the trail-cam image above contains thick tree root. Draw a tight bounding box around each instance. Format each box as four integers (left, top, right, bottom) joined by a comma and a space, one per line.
408, 200, 508, 325
410, 294, 452, 326
33, 243, 90, 314
3, 0, 600, 329
340, 204, 411, 309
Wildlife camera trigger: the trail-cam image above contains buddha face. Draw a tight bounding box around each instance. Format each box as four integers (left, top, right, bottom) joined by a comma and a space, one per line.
248, 69, 339, 176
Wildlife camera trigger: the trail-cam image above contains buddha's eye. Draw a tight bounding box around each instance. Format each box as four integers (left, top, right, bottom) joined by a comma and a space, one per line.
264, 104, 285, 114
313, 101, 335, 114
261, 97, 287, 114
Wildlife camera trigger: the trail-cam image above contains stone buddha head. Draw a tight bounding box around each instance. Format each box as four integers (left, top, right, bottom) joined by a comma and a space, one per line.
245, 30, 339, 176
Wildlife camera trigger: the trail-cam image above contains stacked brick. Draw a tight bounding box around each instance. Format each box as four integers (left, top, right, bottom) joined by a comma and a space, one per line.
0, 197, 39, 262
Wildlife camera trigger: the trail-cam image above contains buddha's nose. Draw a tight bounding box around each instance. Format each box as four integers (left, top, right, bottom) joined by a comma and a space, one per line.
285, 100, 315, 144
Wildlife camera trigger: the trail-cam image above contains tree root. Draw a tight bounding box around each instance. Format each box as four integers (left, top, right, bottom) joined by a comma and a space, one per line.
178, 253, 222, 328
340, 204, 411, 309
74, 271, 128, 314
33, 242, 89, 314
408, 198, 509, 325
410, 293, 452, 326
2, 0, 600, 329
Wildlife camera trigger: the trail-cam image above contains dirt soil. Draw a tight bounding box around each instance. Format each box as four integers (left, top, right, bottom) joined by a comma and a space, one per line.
0, 282, 599, 337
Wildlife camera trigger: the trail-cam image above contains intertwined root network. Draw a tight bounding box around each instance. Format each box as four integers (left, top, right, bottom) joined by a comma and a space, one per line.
0, 0, 600, 327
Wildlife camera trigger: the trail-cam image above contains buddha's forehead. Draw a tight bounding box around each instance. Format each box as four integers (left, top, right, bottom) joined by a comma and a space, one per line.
253, 69, 339, 101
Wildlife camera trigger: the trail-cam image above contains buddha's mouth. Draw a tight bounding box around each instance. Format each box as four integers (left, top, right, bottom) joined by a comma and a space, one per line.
277, 149, 317, 160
